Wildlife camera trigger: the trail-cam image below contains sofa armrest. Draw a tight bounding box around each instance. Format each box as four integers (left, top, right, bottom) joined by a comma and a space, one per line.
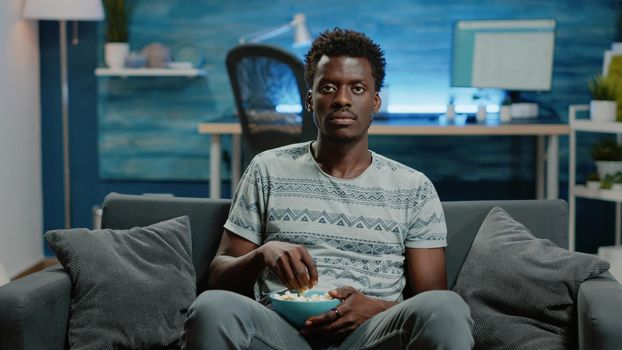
577, 271, 622, 350
0, 266, 71, 350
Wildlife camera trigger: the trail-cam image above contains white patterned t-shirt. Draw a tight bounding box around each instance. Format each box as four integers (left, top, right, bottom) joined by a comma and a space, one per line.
223, 141, 447, 303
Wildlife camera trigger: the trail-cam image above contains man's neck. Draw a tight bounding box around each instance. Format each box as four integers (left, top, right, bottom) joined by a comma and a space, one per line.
311, 137, 372, 179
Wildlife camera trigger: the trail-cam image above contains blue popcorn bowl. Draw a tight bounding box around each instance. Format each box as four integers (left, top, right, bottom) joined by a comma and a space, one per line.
270, 289, 341, 328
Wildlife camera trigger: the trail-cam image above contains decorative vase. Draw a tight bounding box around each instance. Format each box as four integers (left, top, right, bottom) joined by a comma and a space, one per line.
590, 100, 617, 122
105, 42, 129, 69
446, 104, 456, 121
500, 105, 512, 122
476, 105, 487, 122
142, 43, 171, 68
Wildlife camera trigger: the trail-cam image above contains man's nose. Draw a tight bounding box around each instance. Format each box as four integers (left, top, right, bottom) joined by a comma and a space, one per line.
331, 87, 352, 108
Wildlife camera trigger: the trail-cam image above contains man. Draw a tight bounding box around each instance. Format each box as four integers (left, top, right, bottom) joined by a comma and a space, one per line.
182, 28, 474, 350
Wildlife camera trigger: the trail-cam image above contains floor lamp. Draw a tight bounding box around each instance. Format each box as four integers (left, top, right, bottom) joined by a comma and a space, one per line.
23, 0, 103, 229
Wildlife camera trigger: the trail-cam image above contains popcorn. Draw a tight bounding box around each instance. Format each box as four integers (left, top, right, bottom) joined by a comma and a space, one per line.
273, 291, 333, 302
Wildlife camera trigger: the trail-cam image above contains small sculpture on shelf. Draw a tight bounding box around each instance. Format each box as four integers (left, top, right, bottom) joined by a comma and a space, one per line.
472, 89, 489, 122
445, 94, 456, 122
142, 43, 171, 68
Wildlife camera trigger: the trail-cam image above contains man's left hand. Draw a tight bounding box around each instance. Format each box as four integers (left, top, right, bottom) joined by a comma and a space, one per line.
300, 286, 396, 340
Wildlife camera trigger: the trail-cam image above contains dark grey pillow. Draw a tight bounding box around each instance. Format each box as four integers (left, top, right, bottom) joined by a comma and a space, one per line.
45, 216, 196, 350
453, 207, 609, 350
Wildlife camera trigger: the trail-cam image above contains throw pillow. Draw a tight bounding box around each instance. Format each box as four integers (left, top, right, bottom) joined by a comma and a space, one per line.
453, 207, 609, 350
45, 216, 196, 350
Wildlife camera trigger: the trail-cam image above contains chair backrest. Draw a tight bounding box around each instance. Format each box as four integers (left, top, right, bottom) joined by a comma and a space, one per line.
226, 44, 316, 162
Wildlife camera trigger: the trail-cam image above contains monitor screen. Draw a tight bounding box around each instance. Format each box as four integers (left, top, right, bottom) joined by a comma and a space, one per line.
451, 19, 556, 92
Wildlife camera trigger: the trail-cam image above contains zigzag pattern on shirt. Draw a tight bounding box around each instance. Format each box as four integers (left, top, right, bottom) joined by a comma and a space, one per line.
267, 232, 403, 256
228, 215, 261, 233
269, 143, 416, 175
314, 256, 403, 276
273, 143, 309, 159
372, 155, 414, 173
408, 212, 444, 231
248, 178, 436, 209
267, 208, 406, 234
236, 195, 260, 213
318, 267, 406, 292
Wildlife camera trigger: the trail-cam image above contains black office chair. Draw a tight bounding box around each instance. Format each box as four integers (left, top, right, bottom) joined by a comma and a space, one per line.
225, 44, 316, 166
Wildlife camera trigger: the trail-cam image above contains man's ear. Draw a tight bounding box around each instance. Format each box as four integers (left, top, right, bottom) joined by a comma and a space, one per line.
373, 91, 382, 113
305, 90, 313, 112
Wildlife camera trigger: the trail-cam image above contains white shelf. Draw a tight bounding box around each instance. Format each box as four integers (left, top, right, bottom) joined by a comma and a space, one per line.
95, 68, 206, 77
571, 119, 622, 133
574, 185, 622, 202
568, 104, 622, 250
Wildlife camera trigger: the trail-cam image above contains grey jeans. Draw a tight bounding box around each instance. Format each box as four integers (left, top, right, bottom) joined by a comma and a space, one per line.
181, 290, 473, 350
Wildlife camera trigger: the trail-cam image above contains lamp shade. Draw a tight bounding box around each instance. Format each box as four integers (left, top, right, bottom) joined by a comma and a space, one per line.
239, 13, 312, 47
23, 0, 104, 20
292, 13, 311, 47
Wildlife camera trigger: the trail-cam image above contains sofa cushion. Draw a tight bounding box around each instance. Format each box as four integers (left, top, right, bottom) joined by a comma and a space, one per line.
45, 216, 196, 350
453, 207, 609, 349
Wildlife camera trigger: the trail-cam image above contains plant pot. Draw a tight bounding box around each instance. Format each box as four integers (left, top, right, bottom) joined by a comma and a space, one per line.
105, 42, 129, 69
586, 180, 601, 191
595, 160, 622, 179
590, 100, 617, 122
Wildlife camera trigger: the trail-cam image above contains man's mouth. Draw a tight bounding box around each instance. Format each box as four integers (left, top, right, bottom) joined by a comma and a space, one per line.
329, 111, 356, 121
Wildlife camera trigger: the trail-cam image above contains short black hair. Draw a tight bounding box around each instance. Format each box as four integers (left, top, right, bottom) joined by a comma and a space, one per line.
304, 28, 386, 92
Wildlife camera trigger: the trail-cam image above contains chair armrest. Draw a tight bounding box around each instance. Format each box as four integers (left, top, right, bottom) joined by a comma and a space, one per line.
0, 266, 71, 350
577, 271, 622, 350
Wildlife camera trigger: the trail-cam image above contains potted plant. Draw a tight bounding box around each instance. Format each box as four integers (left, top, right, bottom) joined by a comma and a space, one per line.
608, 55, 622, 121
102, 0, 130, 69
613, 172, 622, 191
591, 138, 622, 178
613, 0, 622, 51
586, 172, 601, 191
588, 75, 618, 121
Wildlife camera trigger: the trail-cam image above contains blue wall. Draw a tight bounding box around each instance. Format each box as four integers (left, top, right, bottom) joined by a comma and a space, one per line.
40, 0, 619, 255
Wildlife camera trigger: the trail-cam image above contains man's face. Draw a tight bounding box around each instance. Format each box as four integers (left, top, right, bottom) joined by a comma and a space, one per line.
306, 55, 381, 144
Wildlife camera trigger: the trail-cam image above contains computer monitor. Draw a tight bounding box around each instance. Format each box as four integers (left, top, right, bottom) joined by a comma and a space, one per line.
451, 19, 556, 102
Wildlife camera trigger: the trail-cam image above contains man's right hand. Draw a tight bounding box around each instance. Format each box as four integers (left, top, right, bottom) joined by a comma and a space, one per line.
259, 241, 318, 291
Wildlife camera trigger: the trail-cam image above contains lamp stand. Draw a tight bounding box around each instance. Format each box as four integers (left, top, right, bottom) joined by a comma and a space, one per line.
59, 20, 72, 229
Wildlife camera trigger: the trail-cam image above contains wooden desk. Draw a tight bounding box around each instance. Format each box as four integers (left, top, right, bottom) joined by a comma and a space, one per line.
198, 119, 569, 199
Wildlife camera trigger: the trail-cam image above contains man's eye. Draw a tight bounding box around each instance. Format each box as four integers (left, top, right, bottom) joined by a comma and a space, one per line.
320, 85, 336, 93
352, 86, 366, 94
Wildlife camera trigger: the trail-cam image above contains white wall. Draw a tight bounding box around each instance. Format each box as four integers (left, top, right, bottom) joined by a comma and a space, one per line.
0, 0, 44, 278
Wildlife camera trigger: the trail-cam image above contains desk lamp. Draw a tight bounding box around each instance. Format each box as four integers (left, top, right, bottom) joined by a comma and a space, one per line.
23, 0, 104, 229
239, 13, 312, 47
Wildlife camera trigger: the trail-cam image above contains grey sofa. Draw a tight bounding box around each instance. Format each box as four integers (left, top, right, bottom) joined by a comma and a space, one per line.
1, 192, 621, 349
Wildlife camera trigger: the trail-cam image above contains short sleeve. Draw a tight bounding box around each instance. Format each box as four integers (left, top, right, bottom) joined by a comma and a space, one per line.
223, 157, 266, 245
405, 177, 447, 248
